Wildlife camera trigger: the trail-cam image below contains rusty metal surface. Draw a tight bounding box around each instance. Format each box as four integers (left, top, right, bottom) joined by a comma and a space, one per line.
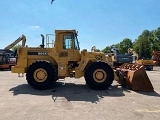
116, 63, 154, 91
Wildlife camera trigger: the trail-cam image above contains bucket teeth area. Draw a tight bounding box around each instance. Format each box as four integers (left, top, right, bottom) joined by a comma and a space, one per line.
116, 63, 154, 92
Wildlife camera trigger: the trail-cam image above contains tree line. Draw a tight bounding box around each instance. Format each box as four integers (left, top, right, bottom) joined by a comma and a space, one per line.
101, 27, 160, 59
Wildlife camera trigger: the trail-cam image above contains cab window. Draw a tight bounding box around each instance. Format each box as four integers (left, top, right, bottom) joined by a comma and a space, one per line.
63, 35, 72, 49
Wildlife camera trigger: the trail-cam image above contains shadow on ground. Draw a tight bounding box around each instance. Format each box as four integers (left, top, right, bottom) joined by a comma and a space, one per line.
9, 82, 129, 103
135, 91, 160, 97
9, 81, 160, 103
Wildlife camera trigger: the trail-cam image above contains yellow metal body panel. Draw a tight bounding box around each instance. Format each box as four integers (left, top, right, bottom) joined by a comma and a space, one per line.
11, 30, 115, 79
11, 66, 26, 73
136, 59, 154, 66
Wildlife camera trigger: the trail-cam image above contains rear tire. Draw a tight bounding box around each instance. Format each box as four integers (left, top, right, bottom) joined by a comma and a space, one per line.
84, 62, 114, 90
26, 61, 57, 90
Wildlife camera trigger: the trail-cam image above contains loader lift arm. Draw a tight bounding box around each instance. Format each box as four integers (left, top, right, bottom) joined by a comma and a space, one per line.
0, 35, 25, 70
4, 35, 26, 50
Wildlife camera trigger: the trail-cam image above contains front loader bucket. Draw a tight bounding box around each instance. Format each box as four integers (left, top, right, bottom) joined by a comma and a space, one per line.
116, 63, 154, 91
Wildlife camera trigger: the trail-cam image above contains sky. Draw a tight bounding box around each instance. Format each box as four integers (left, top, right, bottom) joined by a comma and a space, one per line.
0, 0, 160, 51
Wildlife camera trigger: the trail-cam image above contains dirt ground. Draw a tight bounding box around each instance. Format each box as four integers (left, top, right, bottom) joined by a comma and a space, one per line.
0, 67, 160, 120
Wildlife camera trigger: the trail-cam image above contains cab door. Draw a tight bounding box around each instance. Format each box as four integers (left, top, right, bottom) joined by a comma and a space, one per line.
60, 34, 74, 61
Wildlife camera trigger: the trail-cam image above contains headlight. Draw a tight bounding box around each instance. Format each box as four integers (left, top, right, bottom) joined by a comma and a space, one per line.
95, 56, 102, 61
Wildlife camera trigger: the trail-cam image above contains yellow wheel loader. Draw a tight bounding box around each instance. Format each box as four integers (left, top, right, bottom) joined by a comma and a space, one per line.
11, 30, 154, 91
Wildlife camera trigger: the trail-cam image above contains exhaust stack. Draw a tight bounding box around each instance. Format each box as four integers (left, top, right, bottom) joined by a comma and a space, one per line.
40, 34, 45, 48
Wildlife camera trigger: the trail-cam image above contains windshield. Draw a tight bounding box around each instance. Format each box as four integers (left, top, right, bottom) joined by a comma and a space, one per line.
63, 36, 72, 49
63, 33, 80, 50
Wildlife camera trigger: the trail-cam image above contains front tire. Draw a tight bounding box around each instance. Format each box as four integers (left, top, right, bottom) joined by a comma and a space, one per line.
26, 61, 57, 90
84, 62, 114, 90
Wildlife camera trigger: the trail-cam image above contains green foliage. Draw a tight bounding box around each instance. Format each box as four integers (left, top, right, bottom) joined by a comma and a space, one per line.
132, 39, 139, 54
155, 27, 160, 41
134, 30, 151, 58
149, 28, 160, 51
101, 46, 111, 53
119, 38, 133, 54
96, 49, 101, 52
139, 42, 146, 58
102, 26, 160, 58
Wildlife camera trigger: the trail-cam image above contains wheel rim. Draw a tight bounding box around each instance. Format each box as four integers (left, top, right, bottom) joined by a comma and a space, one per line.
93, 69, 107, 83
34, 68, 48, 82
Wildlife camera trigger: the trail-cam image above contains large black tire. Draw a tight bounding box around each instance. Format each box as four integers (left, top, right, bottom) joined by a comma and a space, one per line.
84, 62, 114, 90
26, 61, 57, 90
